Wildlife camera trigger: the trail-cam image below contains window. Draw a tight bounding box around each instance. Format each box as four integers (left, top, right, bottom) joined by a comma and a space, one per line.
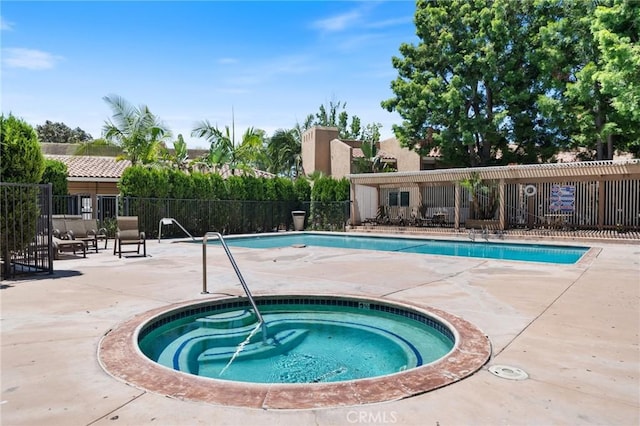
389, 191, 409, 207
400, 191, 409, 207
389, 192, 398, 206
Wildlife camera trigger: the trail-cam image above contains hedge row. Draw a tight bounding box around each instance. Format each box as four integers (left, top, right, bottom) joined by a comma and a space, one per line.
117, 167, 351, 235
118, 166, 350, 203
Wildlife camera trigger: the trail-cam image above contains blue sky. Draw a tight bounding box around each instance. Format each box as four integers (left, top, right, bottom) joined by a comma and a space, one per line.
1, 1, 417, 148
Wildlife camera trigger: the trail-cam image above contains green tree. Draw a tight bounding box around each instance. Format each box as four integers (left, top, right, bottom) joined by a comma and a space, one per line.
0, 114, 45, 277
160, 134, 191, 171
459, 172, 499, 220
192, 121, 264, 175
36, 120, 92, 143
352, 123, 388, 173
102, 94, 171, 165
303, 99, 380, 141
40, 159, 68, 196
266, 128, 302, 178
382, 0, 570, 167
565, 0, 640, 158
0, 114, 45, 183
74, 138, 121, 156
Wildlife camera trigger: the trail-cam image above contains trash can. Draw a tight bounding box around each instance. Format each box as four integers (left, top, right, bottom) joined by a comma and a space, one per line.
291, 210, 306, 231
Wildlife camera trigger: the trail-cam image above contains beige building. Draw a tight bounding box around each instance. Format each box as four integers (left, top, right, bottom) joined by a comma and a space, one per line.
301, 126, 437, 178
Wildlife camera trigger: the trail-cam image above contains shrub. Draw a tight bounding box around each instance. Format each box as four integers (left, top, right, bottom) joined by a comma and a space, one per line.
41, 159, 68, 196
0, 115, 45, 275
0, 114, 45, 183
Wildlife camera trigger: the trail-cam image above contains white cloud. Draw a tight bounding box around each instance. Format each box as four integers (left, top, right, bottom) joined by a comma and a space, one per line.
2, 48, 62, 70
224, 54, 315, 87
312, 10, 362, 32
217, 57, 238, 65
365, 16, 413, 30
1, 17, 14, 31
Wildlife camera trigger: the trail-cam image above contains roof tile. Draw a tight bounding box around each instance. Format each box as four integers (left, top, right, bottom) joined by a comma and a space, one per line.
46, 155, 131, 179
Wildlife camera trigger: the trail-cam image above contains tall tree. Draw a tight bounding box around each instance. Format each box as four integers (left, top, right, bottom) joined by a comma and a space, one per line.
0, 114, 45, 183
102, 94, 171, 165
266, 128, 302, 178
564, 0, 640, 159
0, 114, 45, 277
191, 121, 264, 175
40, 159, 68, 196
352, 123, 388, 173
382, 0, 570, 167
160, 134, 191, 172
303, 99, 379, 141
36, 120, 92, 143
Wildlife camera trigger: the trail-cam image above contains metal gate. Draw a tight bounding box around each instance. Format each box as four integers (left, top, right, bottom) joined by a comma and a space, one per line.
1, 183, 53, 279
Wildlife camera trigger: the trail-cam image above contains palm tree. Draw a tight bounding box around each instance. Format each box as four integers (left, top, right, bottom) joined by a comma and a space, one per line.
191, 121, 264, 175
460, 172, 499, 220
102, 95, 171, 165
160, 134, 190, 171
267, 128, 302, 178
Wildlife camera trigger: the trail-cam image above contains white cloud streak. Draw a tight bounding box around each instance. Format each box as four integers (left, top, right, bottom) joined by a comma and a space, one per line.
312, 10, 362, 33
2, 48, 62, 70
0, 16, 14, 31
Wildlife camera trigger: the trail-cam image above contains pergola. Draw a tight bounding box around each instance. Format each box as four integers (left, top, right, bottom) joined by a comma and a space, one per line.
348, 160, 640, 230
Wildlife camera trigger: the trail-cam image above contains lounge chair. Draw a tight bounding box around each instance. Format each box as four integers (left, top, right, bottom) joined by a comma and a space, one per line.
64, 218, 108, 253
113, 216, 146, 258
52, 215, 68, 239
52, 236, 86, 260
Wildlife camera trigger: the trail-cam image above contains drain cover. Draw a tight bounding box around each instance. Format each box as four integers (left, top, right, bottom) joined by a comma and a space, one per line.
488, 365, 528, 380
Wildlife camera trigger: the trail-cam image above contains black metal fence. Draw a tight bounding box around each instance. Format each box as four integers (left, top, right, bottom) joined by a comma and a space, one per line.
1, 183, 53, 279
50, 195, 351, 239
119, 197, 351, 239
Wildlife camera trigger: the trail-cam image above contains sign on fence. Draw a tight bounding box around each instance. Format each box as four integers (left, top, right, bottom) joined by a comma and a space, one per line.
549, 185, 575, 212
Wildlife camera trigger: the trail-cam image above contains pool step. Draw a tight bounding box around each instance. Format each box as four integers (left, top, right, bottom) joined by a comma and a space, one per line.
196, 310, 257, 329
196, 329, 309, 364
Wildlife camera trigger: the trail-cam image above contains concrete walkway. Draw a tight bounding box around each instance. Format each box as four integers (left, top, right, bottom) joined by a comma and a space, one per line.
1, 234, 638, 425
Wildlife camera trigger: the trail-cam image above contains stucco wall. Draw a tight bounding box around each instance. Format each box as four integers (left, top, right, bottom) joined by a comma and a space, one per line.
301, 127, 340, 176
380, 138, 421, 171
330, 139, 353, 179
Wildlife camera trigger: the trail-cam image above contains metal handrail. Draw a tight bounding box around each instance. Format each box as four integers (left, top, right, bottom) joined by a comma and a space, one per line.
158, 217, 195, 242
202, 232, 266, 340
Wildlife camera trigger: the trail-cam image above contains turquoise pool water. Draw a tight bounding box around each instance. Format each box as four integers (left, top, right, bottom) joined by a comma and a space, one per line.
138, 297, 454, 384
211, 233, 589, 264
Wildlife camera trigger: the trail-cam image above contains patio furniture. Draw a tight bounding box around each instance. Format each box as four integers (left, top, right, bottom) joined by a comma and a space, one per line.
64, 217, 108, 253
52, 215, 69, 239
52, 236, 86, 259
113, 216, 146, 258
432, 212, 447, 225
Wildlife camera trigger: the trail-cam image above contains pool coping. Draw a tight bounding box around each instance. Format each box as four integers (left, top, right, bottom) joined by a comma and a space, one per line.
98, 293, 492, 410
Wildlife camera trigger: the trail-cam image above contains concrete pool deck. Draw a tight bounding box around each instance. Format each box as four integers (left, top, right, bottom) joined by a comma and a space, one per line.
1, 233, 639, 425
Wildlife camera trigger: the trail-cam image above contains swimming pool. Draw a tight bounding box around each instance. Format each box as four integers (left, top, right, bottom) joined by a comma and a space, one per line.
209, 232, 590, 264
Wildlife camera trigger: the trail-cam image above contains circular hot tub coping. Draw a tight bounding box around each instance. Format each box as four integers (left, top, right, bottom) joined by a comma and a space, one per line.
98, 294, 491, 410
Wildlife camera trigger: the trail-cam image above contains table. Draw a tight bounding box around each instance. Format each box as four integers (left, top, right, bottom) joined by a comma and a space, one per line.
544, 213, 573, 229
432, 212, 447, 225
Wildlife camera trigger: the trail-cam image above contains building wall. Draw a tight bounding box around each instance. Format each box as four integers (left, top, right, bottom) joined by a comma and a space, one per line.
68, 181, 119, 196
379, 138, 421, 171
301, 126, 340, 176
353, 184, 378, 223
67, 181, 119, 219
330, 139, 354, 179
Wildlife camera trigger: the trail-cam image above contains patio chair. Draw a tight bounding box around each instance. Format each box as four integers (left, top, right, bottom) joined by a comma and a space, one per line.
52, 215, 68, 239
113, 216, 146, 258
64, 217, 108, 253
52, 236, 86, 260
